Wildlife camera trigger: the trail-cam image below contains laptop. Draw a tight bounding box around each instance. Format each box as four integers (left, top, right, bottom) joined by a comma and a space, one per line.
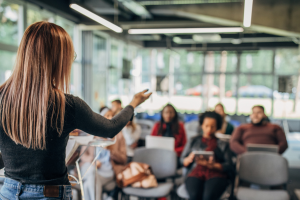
145, 135, 175, 151
246, 144, 279, 153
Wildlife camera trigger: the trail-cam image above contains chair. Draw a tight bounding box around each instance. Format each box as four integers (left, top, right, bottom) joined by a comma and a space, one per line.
122, 148, 177, 199
177, 184, 189, 199
287, 119, 300, 132
184, 120, 199, 141
136, 119, 155, 140
235, 152, 290, 200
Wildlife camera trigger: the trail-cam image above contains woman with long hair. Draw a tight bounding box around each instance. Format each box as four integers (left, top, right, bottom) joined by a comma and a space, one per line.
150, 104, 187, 158
214, 103, 234, 135
0, 21, 151, 199
181, 111, 234, 200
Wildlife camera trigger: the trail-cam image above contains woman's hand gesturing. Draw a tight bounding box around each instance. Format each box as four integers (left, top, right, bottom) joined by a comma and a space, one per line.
129, 89, 152, 108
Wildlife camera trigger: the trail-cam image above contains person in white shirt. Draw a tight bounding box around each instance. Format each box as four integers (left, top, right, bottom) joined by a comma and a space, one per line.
122, 119, 142, 162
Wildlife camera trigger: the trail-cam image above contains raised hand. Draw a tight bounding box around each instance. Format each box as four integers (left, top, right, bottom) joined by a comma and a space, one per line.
129, 89, 152, 108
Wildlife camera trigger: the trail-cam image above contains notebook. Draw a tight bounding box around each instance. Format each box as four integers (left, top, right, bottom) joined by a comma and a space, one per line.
66, 135, 94, 163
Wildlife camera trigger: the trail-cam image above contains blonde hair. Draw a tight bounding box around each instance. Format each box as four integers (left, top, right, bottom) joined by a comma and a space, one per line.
0, 21, 74, 150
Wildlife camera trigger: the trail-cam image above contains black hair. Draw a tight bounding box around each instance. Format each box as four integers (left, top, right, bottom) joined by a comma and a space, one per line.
111, 99, 122, 105
158, 104, 179, 135
199, 111, 223, 130
252, 105, 265, 112
99, 106, 108, 113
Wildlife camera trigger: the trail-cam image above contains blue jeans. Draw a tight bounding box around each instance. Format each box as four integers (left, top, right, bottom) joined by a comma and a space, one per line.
0, 178, 72, 200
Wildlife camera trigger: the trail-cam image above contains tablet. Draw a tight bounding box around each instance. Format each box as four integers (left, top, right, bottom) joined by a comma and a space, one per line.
193, 151, 214, 160
215, 133, 231, 142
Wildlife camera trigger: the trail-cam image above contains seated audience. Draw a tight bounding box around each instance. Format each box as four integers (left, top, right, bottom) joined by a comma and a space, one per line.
215, 103, 234, 135
111, 99, 122, 114
151, 104, 187, 157
230, 105, 288, 155
80, 109, 127, 200
99, 106, 109, 115
122, 118, 142, 162
181, 111, 234, 200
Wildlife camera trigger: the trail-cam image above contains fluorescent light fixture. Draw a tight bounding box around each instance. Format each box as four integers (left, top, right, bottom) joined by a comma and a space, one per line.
120, 0, 151, 19
243, 0, 253, 27
128, 27, 244, 34
70, 4, 123, 33
173, 37, 182, 43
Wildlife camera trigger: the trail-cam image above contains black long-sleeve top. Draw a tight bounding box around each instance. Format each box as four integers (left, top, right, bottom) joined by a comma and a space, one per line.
180, 135, 234, 177
0, 94, 134, 185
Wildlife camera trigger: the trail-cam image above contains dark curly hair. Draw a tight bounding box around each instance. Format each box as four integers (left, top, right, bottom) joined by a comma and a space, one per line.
199, 111, 223, 130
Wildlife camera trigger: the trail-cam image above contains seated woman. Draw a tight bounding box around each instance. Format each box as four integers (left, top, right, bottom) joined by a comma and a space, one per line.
181, 111, 234, 200
80, 109, 127, 200
215, 103, 234, 135
122, 118, 142, 162
151, 104, 187, 158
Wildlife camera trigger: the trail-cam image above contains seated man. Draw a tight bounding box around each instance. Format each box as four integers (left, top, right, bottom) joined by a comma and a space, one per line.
230, 105, 288, 155
111, 99, 122, 114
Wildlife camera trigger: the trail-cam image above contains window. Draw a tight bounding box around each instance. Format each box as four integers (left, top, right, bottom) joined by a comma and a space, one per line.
240, 50, 273, 73
174, 51, 204, 73
0, 50, 16, 83
275, 49, 300, 75
238, 75, 273, 115
55, 15, 75, 40
0, 1, 19, 45
27, 4, 55, 26
91, 35, 107, 111
156, 49, 170, 74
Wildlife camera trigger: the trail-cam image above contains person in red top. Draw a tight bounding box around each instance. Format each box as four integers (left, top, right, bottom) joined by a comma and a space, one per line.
151, 104, 187, 158
230, 105, 288, 155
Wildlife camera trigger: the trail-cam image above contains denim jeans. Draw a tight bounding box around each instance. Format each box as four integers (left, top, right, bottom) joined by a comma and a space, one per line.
0, 178, 72, 200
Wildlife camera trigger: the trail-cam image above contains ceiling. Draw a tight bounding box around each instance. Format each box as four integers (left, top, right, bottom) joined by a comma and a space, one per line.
26, 0, 300, 50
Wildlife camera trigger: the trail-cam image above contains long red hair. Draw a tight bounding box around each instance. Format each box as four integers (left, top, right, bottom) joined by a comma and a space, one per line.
0, 21, 74, 150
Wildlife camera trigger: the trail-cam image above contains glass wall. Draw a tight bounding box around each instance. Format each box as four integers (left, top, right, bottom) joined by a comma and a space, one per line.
273, 49, 300, 119
0, 0, 19, 84
128, 48, 300, 119
0, 0, 81, 98
0, 0, 19, 45
91, 34, 107, 111
204, 51, 238, 115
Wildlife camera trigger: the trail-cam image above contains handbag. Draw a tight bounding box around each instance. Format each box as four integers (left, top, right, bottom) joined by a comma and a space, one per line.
116, 162, 158, 188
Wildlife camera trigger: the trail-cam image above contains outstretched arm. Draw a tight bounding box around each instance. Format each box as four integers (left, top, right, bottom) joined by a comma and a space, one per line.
74, 90, 152, 138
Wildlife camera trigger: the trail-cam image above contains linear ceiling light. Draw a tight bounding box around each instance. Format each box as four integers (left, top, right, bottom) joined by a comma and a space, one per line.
128, 27, 244, 34
70, 4, 123, 33
243, 0, 253, 27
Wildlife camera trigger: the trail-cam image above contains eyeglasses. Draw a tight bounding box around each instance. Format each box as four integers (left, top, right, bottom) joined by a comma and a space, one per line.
74, 52, 77, 61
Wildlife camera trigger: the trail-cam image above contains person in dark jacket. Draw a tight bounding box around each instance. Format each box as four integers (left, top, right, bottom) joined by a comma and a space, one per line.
181, 111, 234, 200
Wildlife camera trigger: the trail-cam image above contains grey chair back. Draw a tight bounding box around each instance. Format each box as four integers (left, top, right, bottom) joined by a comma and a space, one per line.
133, 147, 177, 179
287, 119, 300, 132
184, 120, 199, 140
238, 152, 288, 186
136, 119, 155, 140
